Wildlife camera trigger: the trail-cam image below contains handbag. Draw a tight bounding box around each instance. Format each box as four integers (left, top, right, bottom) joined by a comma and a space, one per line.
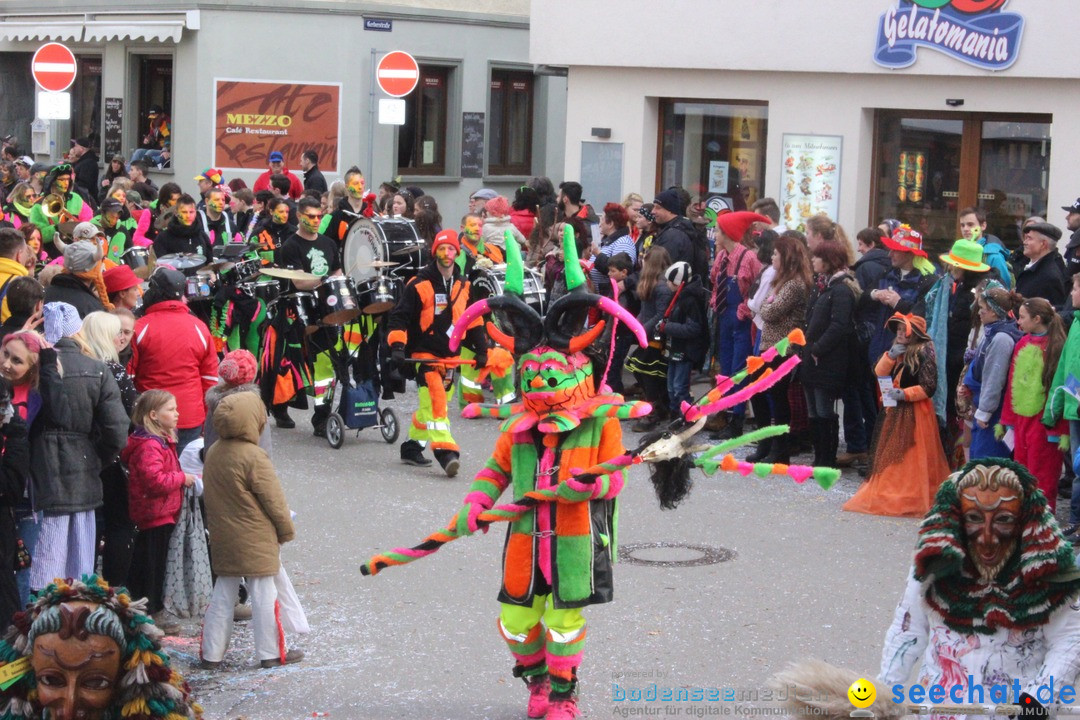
163, 486, 213, 619
341, 380, 378, 429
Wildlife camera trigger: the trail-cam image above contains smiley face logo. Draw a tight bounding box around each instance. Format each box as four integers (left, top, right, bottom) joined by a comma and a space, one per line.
848, 678, 876, 709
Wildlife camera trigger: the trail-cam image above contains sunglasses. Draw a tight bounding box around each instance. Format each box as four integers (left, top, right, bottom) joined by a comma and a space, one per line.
301, 212, 324, 219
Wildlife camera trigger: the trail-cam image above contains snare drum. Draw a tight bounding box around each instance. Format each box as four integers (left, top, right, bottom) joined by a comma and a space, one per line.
472, 266, 547, 317
239, 279, 281, 305
276, 292, 319, 334
120, 246, 150, 279
223, 256, 262, 284
184, 269, 218, 300
316, 275, 361, 325
357, 275, 402, 315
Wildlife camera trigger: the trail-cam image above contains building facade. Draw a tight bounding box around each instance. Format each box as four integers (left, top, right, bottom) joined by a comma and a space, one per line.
532, 0, 1077, 255
0, 0, 566, 210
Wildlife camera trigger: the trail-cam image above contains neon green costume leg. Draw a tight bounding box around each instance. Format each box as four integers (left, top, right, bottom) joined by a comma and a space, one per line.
500, 597, 585, 694
458, 346, 484, 408
408, 365, 457, 451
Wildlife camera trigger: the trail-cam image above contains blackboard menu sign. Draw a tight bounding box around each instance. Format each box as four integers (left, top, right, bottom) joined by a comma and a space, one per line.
103, 97, 122, 159
461, 112, 484, 179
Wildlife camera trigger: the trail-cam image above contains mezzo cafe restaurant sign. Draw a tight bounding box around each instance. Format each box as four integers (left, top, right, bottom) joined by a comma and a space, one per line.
874, 0, 1025, 70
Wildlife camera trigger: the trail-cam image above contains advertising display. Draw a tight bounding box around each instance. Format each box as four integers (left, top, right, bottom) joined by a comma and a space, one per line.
780, 134, 842, 231
214, 79, 341, 172
874, 0, 1024, 70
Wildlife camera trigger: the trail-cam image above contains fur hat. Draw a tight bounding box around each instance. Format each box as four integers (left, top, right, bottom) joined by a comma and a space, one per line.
218, 349, 257, 386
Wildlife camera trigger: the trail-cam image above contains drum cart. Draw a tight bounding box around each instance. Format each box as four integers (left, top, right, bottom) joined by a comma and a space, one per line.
322, 321, 400, 449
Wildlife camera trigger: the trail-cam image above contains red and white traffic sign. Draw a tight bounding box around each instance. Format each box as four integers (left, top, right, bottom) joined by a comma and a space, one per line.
376, 51, 419, 98
32, 43, 77, 93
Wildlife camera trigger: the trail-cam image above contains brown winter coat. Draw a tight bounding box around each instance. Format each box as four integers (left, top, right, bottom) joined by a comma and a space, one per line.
203, 392, 294, 577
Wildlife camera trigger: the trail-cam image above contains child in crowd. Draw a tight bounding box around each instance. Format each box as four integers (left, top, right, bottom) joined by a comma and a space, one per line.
121, 389, 195, 634
962, 281, 1022, 460
1044, 273, 1080, 531
844, 313, 951, 518
658, 261, 708, 419
625, 246, 672, 432
605, 252, 638, 395
1001, 297, 1067, 511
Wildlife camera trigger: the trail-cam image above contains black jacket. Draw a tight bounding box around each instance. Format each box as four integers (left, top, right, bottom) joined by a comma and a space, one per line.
801, 272, 859, 393
303, 166, 328, 194
661, 277, 709, 365
71, 151, 99, 202
386, 262, 487, 359
651, 217, 696, 268
43, 274, 105, 319
1065, 229, 1080, 277
1015, 250, 1069, 308
153, 217, 213, 259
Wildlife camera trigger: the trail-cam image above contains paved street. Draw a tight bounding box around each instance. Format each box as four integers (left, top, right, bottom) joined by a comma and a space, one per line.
173, 392, 926, 720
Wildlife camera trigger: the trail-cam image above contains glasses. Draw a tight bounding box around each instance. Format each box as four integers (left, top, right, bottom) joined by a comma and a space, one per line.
301, 212, 324, 219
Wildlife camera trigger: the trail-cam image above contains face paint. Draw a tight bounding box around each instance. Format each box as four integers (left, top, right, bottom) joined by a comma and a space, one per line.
961, 485, 1022, 582
109, 190, 126, 205
207, 194, 225, 213
103, 211, 119, 228
299, 211, 322, 233
347, 175, 366, 198
463, 217, 482, 240
518, 348, 595, 415
54, 175, 70, 193
164, 195, 178, 209
435, 244, 457, 268
177, 205, 197, 226
272, 205, 290, 225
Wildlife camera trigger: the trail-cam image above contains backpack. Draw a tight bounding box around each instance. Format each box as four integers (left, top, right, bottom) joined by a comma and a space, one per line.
688, 223, 712, 290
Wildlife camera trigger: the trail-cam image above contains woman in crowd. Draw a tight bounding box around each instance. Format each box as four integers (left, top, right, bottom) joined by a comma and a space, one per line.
148, 181, 182, 242
591, 202, 637, 296
389, 189, 415, 220
99, 154, 128, 203
510, 185, 539, 240
633, 204, 657, 268
844, 313, 950, 517
962, 281, 1022, 461
801, 241, 859, 467
622, 192, 644, 243
19, 222, 44, 271
4, 183, 37, 229
626, 246, 673, 432
413, 194, 443, 246
1001, 297, 1067, 511
0, 377, 28, 625
751, 235, 812, 463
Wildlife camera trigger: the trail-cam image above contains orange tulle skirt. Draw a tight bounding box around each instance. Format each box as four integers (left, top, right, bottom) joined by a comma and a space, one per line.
843, 399, 951, 518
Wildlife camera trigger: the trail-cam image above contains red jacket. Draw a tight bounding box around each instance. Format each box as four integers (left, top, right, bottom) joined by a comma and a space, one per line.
253, 168, 303, 200
128, 300, 219, 430
121, 429, 185, 529
509, 208, 536, 240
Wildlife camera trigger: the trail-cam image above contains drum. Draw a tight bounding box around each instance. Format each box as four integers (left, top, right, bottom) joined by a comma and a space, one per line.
275, 292, 319, 334
472, 266, 547, 317
222, 256, 262, 284
184, 269, 217, 300
342, 217, 428, 284
239, 279, 281, 305
120, 246, 150, 279
316, 275, 361, 325
357, 275, 402, 315
155, 253, 208, 275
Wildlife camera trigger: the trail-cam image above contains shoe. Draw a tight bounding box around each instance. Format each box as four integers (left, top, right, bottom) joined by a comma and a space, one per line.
525, 676, 550, 719
312, 425, 327, 438
260, 649, 304, 668
200, 659, 222, 670
1060, 482, 1073, 500
546, 696, 581, 719
151, 611, 181, 636
631, 415, 659, 434
745, 438, 773, 463
763, 435, 790, 465
704, 412, 728, 433
233, 603, 252, 622
715, 415, 744, 441
272, 407, 295, 429
1063, 524, 1080, 537
400, 440, 432, 467
835, 451, 868, 468
435, 450, 460, 478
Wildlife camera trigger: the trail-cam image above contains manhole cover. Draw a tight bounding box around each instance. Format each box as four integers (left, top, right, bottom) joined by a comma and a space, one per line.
619, 542, 734, 567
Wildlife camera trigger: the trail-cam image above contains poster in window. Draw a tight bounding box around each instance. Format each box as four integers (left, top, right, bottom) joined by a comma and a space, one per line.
708, 161, 730, 194
730, 147, 760, 205
896, 150, 926, 204
213, 79, 341, 172
779, 134, 842, 231
733, 116, 760, 143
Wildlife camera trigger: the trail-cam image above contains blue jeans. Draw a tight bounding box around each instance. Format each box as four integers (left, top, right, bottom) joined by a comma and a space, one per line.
714, 308, 752, 417
804, 386, 837, 419
176, 426, 202, 457
1070, 420, 1080, 524
667, 359, 693, 417
841, 380, 877, 454
16, 513, 41, 607
130, 148, 164, 165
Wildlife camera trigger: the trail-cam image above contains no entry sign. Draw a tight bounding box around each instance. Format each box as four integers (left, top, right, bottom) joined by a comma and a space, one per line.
32, 42, 77, 93
376, 51, 419, 98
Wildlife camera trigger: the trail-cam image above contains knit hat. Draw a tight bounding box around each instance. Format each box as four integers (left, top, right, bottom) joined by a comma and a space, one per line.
42, 302, 82, 344
433, 229, 460, 254
940, 238, 990, 273
881, 224, 928, 258
148, 267, 185, 300
716, 211, 772, 243
63, 239, 103, 273
218, 349, 258, 386
103, 264, 141, 294
652, 189, 682, 215
664, 261, 692, 287
484, 196, 510, 217
71, 222, 104, 242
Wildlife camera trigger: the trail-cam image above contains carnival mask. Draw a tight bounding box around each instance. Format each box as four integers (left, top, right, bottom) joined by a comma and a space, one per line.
347, 176, 366, 199
960, 473, 1023, 582
519, 347, 594, 415
177, 205, 197, 227
30, 602, 123, 720
272, 205, 290, 225
299, 210, 322, 234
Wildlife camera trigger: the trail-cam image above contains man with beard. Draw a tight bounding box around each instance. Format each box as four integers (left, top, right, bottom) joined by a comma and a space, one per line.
387, 229, 488, 476
199, 186, 237, 247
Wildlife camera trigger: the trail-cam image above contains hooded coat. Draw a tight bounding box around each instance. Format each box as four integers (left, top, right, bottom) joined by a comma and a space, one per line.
203, 392, 294, 577
120, 428, 185, 530
801, 271, 861, 393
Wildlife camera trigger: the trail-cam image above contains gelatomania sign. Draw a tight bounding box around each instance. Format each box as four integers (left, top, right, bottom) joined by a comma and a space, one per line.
874, 0, 1024, 70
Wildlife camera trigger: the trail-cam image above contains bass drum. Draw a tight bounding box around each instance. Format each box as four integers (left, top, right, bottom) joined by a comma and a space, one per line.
342, 217, 428, 285
472, 265, 547, 318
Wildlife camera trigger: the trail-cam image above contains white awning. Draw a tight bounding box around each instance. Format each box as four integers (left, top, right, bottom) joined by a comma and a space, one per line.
0, 10, 198, 44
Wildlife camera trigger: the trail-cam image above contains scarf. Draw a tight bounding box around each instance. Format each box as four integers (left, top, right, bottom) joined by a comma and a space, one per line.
922, 275, 951, 423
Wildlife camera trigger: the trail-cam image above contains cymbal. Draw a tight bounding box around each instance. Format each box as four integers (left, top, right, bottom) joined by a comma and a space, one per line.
390, 244, 424, 257
57, 221, 79, 236
207, 259, 236, 271
260, 266, 319, 281
358, 260, 400, 268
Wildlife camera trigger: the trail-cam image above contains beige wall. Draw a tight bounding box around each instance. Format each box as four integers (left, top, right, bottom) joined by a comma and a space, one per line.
558, 65, 1080, 235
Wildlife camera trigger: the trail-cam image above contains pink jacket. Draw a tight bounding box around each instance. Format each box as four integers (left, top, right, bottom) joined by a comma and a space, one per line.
120, 429, 185, 530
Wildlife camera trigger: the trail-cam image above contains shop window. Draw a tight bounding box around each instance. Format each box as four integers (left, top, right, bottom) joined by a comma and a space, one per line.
489, 69, 533, 176
397, 65, 449, 176
133, 55, 173, 161
872, 110, 1051, 256
71, 55, 102, 152
658, 99, 768, 208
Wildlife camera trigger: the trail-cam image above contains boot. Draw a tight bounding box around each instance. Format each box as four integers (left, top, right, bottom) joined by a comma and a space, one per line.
746, 437, 773, 463
434, 449, 460, 478
525, 676, 550, 719
809, 419, 825, 467
272, 404, 295, 429
714, 414, 744, 441
764, 433, 790, 465
822, 415, 840, 467
400, 439, 432, 467
260, 649, 304, 668
311, 405, 330, 437
545, 695, 581, 719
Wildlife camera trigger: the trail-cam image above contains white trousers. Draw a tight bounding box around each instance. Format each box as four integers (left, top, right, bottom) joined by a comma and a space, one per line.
201, 575, 284, 663
29, 511, 96, 591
